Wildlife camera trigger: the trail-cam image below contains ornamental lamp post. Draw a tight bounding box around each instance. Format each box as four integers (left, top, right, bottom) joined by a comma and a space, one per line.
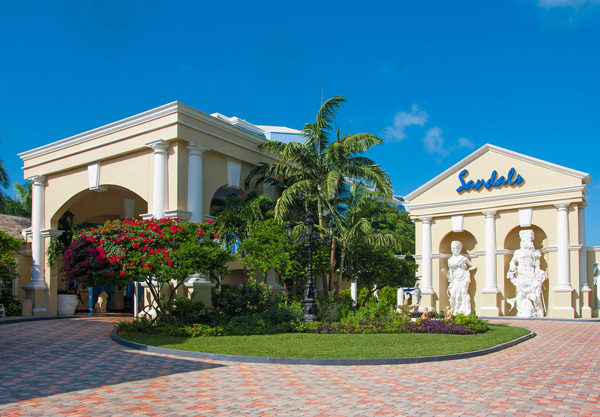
285, 212, 335, 322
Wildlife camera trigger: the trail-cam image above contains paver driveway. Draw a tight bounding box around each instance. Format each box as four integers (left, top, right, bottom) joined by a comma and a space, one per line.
0, 316, 599, 416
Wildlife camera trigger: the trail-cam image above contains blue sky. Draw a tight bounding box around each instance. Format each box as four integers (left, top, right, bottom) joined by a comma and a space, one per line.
1, 0, 599, 242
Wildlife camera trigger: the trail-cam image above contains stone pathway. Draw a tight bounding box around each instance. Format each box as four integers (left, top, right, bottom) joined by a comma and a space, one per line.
0, 317, 599, 416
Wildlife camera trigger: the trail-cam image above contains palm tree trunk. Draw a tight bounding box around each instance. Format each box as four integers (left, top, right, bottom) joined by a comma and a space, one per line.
335, 244, 346, 303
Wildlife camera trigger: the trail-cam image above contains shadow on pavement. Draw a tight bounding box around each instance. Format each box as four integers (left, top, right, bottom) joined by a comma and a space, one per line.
0, 317, 225, 405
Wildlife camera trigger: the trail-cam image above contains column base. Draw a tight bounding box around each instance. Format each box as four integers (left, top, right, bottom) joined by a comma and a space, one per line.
23, 282, 49, 316
420, 292, 437, 312
478, 291, 501, 316
266, 270, 285, 296
581, 285, 593, 318
551, 289, 575, 318
184, 274, 215, 308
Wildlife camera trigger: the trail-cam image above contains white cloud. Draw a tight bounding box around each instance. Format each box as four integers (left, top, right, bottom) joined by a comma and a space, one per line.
458, 137, 475, 150
538, 0, 600, 8
422, 129, 476, 161
422, 127, 450, 157
382, 105, 429, 142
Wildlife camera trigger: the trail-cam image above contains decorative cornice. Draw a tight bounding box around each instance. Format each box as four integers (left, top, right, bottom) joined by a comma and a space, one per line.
18, 101, 271, 163
40, 229, 64, 239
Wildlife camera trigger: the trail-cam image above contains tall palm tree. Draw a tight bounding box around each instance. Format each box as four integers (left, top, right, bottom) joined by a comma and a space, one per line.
245, 96, 392, 294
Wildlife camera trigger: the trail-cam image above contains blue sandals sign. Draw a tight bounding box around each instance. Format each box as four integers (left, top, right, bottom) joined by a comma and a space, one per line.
456, 168, 523, 193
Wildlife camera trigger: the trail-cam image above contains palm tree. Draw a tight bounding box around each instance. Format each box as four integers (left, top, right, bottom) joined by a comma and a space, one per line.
214, 191, 275, 279
334, 183, 404, 301
245, 96, 392, 294
2, 182, 31, 217
0, 149, 10, 212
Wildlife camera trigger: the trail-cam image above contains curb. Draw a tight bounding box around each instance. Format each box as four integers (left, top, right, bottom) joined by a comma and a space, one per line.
0, 315, 80, 325
110, 327, 536, 366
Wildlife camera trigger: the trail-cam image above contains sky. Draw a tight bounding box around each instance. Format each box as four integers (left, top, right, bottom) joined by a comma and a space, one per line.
1, 0, 599, 243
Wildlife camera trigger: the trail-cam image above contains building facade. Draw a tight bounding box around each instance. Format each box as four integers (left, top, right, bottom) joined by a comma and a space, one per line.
17, 102, 296, 316
405, 144, 598, 318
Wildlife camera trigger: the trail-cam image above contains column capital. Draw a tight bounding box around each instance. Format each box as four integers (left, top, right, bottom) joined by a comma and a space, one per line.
419, 217, 432, 224
40, 229, 64, 239
145, 139, 170, 154
187, 142, 210, 156
554, 202, 570, 210
482, 210, 497, 218
27, 175, 46, 186
579, 202, 588, 209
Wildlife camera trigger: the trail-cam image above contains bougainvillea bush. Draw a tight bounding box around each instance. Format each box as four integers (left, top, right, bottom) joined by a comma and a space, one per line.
63, 218, 234, 323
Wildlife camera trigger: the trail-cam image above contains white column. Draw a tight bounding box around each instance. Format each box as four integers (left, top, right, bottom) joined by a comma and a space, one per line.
28, 176, 47, 288
351, 280, 358, 306
555, 203, 572, 291
146, 140, 169, 219
579, 203, 588, 290
482, 210, 499, 293
187, 143, 210, 223
420, 217, 433, 294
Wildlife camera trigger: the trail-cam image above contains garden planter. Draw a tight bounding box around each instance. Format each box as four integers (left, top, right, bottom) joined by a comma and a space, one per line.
57, 294, 79, 315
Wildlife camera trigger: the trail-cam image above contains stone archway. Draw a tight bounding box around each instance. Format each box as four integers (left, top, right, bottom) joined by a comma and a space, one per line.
502, 225, 549, 316
48, 185, 148, 314
438, 230, 479, 314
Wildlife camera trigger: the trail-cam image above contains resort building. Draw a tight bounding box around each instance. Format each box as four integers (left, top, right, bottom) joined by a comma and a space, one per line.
15, 101, 300, 316
405, 144, 599, 318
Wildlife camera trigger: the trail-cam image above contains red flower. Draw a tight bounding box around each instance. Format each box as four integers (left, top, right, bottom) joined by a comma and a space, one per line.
170, 225, 178, 233
197, 230, 204, 236
207, 219, 213, 224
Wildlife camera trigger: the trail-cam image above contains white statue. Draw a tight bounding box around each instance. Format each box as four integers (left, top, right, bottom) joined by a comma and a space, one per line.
442, 240, 476, 315
413, 283, 422, 313
507, 229, 546, 318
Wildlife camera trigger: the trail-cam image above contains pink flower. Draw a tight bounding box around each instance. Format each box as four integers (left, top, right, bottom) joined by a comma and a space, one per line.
207, 219, 213, 224
197, 230, 204, 236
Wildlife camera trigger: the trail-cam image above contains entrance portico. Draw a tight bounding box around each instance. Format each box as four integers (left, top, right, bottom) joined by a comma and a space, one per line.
18, 102, 280, 315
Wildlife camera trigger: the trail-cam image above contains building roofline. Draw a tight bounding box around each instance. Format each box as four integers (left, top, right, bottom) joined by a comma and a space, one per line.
19, 101, 269, 161
404, 143, 591, 202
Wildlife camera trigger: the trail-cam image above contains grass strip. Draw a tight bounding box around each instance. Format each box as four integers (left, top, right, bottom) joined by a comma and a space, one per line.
119, 324, 529, 359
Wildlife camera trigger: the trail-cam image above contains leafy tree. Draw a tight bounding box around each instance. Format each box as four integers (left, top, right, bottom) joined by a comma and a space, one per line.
237, 219, 329, 301
245, 96, 392, 294
63, 218, 234, 323
0, 230, 21, 292
343, 244, 416, 307
334, 183, 403, 301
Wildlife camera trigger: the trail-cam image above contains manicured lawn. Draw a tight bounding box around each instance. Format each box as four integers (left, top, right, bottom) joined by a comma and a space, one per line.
119, 324, 530, 359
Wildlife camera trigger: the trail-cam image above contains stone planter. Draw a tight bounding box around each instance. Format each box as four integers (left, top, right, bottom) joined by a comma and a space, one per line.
57, 294, 79, 315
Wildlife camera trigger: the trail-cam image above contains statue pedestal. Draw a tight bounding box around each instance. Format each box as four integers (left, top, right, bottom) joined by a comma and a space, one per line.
478, 290, 501, 317
265, 270, 285, 296
184, 273, 215, 308
552, 288, 575, 318
581, 284, 593, 319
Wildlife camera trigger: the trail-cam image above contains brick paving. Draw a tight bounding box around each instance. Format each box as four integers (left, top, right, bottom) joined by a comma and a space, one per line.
0, 317, 599, 416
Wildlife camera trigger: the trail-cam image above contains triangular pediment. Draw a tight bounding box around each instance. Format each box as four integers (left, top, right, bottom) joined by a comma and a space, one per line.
406, 144, 590, 209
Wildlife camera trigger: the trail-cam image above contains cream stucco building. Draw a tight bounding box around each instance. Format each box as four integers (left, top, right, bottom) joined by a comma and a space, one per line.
17, 102, 295, 316
405, 144, 599, 318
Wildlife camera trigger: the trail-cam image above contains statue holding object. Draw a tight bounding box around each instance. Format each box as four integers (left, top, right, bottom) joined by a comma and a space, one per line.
441, 240, 476, 316
506, 229, 546, 318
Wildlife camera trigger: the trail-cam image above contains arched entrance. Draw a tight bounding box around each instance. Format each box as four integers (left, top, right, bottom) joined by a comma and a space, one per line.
50, 185, 148, 314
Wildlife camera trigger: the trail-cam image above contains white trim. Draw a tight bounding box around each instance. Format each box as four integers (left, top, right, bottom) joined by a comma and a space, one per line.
407, 185, 586, 212
163, 209, 192, 222
19, 101, 270, 162
405, 143, 591, 202
586, 246, 600, 252
40, 229, 64, 239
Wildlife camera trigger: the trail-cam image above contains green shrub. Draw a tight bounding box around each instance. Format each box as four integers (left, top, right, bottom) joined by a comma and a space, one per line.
171, 296, 209, 326
185, 323, 223, 337
377, 286, 398, 309
223, 313, 275, 335
213, 277, 277, 318
0, 294, 21, 317
453, 312, 489, 333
